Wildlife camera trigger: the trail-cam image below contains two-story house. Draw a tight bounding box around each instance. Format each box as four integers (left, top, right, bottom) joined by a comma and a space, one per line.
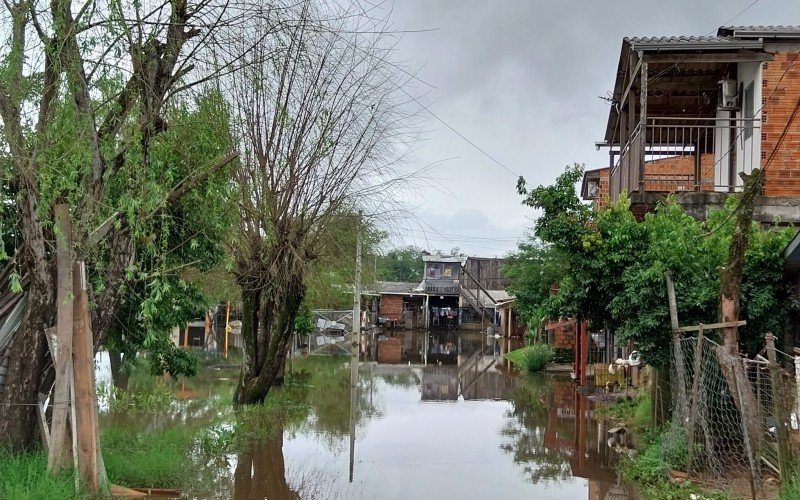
587, 25, 800, 222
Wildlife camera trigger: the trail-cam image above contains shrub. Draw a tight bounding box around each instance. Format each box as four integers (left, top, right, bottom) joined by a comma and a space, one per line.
523, 343, 555, 372
506, 344, 555, 372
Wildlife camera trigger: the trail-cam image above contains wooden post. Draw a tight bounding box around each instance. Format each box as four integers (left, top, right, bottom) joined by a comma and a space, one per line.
579, 321, 588, 386
48, 204, 74, 474
666, 272, 688, 420
72, 261, 99, 493
686, 325, 704, 477
795, 355, 800, 423
224, 302, 230, 359
766, 333, 791, 479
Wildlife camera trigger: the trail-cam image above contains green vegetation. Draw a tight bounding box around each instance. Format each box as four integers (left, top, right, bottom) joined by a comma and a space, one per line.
0, 449, 79, 499
618, 430, 730, 500
511, 164, 793, 368
506, 344, 555, 372
595, 390, 651, 435
102, 426, 197, 489
781, 472, 800, 500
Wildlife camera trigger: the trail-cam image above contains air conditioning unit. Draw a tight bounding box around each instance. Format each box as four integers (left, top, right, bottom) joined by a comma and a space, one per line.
717, 79, 739, 111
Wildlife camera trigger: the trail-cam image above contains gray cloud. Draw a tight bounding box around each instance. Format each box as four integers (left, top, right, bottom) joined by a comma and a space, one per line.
382, 0, 800, 257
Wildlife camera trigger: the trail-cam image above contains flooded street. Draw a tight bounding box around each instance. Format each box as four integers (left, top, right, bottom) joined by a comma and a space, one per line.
260, 366, 613, 500
113, 350, 638, 499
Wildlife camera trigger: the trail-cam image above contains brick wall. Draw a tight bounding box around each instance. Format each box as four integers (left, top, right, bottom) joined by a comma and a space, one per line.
545, 318, 577, 349
593, 168, 611, 210
380, 295, 403, 321
761, 51, 800, 196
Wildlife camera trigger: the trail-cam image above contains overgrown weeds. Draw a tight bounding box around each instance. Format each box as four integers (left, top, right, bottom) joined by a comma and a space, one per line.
594, 389, 651, 434
0, 448, 80, 499
618, 429, 730, 500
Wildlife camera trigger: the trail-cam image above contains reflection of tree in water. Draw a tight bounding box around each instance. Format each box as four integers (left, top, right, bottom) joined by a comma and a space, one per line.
375, 369, 420, 389
499, 373, 573, 484
287, 357, 380, 448
234, 433, 299, 500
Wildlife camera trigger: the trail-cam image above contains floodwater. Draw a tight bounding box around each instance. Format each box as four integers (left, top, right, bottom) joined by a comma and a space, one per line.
99, 341, 639, 500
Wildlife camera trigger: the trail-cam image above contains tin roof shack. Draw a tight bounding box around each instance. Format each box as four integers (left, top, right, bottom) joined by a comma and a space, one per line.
362, 281, 425, 330
422, 255, 465, 331
597, 26, 800, 223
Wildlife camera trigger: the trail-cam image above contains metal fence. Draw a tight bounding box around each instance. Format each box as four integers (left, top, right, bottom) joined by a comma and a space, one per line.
664, 333, 798, 494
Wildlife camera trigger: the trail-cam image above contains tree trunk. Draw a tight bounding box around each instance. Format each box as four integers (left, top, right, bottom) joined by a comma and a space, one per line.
0, 281, 54, 450
108, 350, 129, 391
234, 252, 305, 405
716, 169, 763, 476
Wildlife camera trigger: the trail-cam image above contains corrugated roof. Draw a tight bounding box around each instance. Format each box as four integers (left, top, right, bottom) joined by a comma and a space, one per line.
421, 254, 465, 264
365, 281, 422, 295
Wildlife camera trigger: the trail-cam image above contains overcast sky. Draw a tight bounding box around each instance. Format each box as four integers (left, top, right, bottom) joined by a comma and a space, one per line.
379, 0, 800, 257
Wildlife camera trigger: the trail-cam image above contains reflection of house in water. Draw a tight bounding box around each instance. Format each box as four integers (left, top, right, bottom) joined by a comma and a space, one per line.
421, 366, 458, 401
539, 378, 637, 499
420, 358, 518, 402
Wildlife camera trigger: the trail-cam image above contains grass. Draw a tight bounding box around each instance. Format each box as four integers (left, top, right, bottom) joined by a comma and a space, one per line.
102, 425, 198, 489
0, 448, 80, 499
505, 344, 555, 372
1, 355, 350, 497
781, 468, 800, 500
594, 389, 651, 434
618, 429, 730, 500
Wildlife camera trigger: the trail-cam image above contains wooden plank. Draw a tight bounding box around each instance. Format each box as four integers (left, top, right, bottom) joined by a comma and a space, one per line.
766, 332, 791, 479
619, 56, 643, 115
48, 203, 74, 475
37, 393, 51, 455
685, 326, 705, 477
675, 320, 746, 333
72, 261, 99, 493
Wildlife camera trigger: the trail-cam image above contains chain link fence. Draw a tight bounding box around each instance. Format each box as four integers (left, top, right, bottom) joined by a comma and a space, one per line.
663, 333, 799, 494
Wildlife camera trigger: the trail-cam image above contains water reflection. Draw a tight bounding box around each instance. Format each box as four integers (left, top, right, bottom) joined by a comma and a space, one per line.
234, 434, 299, 500
106, 354, 637, 499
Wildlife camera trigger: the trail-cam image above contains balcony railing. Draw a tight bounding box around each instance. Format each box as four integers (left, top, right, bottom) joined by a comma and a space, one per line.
609, 117, 761, 201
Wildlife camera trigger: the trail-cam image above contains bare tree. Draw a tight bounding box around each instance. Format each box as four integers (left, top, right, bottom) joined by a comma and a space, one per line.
227, 0, 413, 404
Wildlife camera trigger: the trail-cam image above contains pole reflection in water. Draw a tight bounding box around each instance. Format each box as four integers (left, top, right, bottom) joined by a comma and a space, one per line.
348, 336, 359, 482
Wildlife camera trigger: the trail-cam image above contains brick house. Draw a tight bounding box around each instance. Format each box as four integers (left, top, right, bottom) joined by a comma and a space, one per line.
591, 26, 800, 222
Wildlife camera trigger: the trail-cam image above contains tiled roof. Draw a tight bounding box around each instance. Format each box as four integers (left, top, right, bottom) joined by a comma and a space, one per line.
627, 35, 728, 45
720, 25, 800, 33
625, 35, 761, 51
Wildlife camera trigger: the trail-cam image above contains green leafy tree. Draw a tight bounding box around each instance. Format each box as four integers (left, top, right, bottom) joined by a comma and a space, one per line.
516, 165, 793, 369
378, 246, 425, 282
0, 0, 243, 450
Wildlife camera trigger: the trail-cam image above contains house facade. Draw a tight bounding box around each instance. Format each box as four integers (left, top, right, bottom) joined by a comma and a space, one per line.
592, 26, 800, 222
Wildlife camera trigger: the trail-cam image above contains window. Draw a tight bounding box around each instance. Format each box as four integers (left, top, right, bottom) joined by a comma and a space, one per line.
743, 82, 754, 140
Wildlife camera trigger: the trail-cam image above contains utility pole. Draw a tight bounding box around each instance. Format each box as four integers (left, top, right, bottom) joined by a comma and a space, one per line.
349, 211, 362, 483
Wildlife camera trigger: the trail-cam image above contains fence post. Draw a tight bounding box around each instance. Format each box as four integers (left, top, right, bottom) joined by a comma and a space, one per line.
765, 332, 791, 479
686, 326, 704, 477
795, 355, 800, 423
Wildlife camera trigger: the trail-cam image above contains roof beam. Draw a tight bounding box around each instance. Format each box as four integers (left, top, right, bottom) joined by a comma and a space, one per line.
619, 55, 643, 112
643, 51, 772, 63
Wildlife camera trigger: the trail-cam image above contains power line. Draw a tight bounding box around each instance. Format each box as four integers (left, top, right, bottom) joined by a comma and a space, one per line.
396, 86, 522, 179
